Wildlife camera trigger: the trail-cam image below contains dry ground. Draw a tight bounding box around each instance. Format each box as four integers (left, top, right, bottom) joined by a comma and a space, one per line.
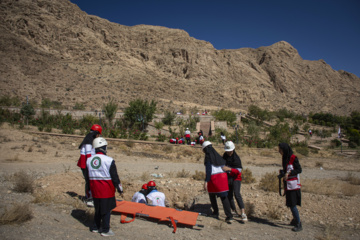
0, 123, 359, 240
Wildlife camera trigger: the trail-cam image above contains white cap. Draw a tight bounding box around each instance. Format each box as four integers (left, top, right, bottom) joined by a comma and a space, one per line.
202, 141, 212, 149
224, 141, 235, 152
93, 137, 108, 149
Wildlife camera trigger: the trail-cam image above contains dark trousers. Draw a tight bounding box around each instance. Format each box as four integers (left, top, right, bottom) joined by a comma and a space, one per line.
209, 193, 232, 218
81, 168, 91, 199
186, 137, 191, 145
228, 180, 245, 210
93, 205, 111, 232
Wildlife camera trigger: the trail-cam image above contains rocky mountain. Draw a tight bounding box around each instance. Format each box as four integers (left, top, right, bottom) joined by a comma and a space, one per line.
0, 0, 359, 115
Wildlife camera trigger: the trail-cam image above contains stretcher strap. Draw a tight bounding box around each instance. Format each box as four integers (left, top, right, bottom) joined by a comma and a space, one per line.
168, 216, 177, 233
120, 213, 136, 223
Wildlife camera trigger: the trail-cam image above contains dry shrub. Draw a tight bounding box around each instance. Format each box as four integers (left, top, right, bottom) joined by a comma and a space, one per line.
0, 203, 33, 225
28, 145, 33, 152
176, 169, 190, 178
259, 172, 278, 192
32, 190, 54, 204
13, 171, 35, 193
125, 140, 134, 148
267, 203, 281, 219
182, 148, 194, 157
341, 182, 359, 196
192, 170, 205, 181
315, 161, 324, 168
167, 171, 176, 178
163, 145, 173, 153
302, 179, 340, 196
315, 224, 340, 240
242, 168, 256, 184
245, 201, 255, 218
260, 150, 275, 157
140, 171, 150, 181
7, 154, 20, 162
343, 172, 360, 185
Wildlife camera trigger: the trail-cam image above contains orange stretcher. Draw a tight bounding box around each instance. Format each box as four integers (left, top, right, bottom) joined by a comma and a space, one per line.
112, 200, 203, 233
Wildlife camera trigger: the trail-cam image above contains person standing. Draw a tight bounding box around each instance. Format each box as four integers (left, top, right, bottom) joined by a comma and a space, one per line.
185, 128, 191, 145
278, 143, 303, 232
222, 141, 247, 221
86, 137, 123, 237
202, 141, 233, 223
220, 132, 226, 145
77, 124, 102, 207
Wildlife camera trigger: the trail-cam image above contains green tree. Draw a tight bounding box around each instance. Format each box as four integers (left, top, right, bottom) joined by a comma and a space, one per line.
103, 99, 118, 126
162, 111, 176, 125
20, 104, 35, 126
213, 109, 236, 125
124, 99, 157, 129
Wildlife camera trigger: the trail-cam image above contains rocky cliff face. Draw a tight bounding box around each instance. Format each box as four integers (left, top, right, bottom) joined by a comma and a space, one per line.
0, 0, 359, 115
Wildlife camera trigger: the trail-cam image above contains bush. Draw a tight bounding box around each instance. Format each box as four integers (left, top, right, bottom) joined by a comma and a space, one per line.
73, 102, 85, 110
103, 99, 118, 126
259, 172, 278, 192
176, 169, 190, 178
330, 139, 341, 148
124, 99, 157, 129
212, 109, 237, 125
162, 111, 176, 125
294, 146, 309, 156
0, 203, 33, 224
192, 171, 206, 181
242, 168, 256, 184
12, 171, 35, 193
156, 133, 167, 142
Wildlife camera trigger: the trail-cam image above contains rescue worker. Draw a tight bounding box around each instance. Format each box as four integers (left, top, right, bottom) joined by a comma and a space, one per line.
278, 143, 303, 232
185, 128, 191, 145
169, 138, 177, 144
220, 132, 226, 145
202, 141, 233, 223
222, 141, 247, 221
77, 124, 102, 207
131, 183, 149, 204
146, 181, 169, 207
198, 131, 204, 145
86, 137, 123, 237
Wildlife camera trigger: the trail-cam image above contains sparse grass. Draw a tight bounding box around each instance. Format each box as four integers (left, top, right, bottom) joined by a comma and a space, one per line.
182, 148, 194, 157
0, 203, 33, 225
6, 154, 20, 162
341, 182, 359, 196
301, 179, 360, 196
125, 140, 134, 148
315, 224, 340, 240
163, 145, 173, 153
55, 151, 61, 157
192, 170, 205, 181
260, 150, 276, 157
315, 161, 324, 168
13, 171, 35, 193
167, 171, 176, 178
245, 201, 255, 218
140, 171, 150, 181
32, 190, 54, 204
343, 172, 360, 185
267, 203, 281, 219
294, 146, 309, 156
259, 172, 278, 192
62, 164, 71, 173
28, 145, 33, 152
176, 169, 190, 178
242, 168, 256, 184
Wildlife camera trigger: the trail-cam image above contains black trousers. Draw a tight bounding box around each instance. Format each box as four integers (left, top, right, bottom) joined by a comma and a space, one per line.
209, 193, 232, 218
81, 168, 91, 199
228, 180, 245, 210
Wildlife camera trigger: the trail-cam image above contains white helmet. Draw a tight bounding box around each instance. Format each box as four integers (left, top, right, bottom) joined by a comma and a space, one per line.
93, 137, 108, 149
224, 141, 235, 152
202, 141, 212, 149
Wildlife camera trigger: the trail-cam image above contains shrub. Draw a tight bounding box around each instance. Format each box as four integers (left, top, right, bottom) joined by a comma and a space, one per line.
294, 146, 309, 156
162, 111, 176, 125
212, 109, 237, 125
176, 169, 190, 178
259, 172, 278, 192
124, 99, 157, 129
156, 133, 167, 142
192, 171, 206, 181
73, 102, 85, 110
242, 168, 256, 184
330, 139, 341, 148
12, 171, 35, 193
0, 203, 33, 224
103, 99, 118, 126
348, 141, 357, 148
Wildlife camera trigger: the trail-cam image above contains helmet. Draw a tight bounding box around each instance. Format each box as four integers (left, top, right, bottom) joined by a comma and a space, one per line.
147, 181, 156, 187
93, 137, 108, 149
142, 184, 148, 190
224, 141, 235, 152
91, 124, 102, 135
202, 141, 212, 149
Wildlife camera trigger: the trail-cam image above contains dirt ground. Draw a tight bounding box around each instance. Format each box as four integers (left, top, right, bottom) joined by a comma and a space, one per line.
0, 123, 359, 240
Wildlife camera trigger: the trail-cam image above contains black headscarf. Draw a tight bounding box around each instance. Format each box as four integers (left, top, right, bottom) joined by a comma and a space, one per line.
203, 145, 226, 166
78, 130, 99, 149
222, 150, 242, 169
279, 143, 293, 171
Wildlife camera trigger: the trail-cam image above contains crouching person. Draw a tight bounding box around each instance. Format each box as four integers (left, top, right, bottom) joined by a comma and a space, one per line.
86, 137, 123, 237
131, 183, 149, 204
146, 181, 169, 207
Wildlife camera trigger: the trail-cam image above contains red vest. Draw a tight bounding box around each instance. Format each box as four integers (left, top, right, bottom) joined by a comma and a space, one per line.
207, 165, 229, 194
286, 155, 301, 191
87, 153, 116, 198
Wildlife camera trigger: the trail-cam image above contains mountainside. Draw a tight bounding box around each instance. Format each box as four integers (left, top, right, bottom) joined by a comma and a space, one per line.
1, 0, 359, 115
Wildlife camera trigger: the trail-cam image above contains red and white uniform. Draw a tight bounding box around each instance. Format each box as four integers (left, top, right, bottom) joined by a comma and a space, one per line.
286, 155, 301, 191
147, 190, 166, 207
228, 168, 242, 181
77, 144, 95, 169
169, 138, 177, 144
131, 192, 147, 203
87, 153, 116, 198
185, 130, 191, 138
207, 165, 229, 194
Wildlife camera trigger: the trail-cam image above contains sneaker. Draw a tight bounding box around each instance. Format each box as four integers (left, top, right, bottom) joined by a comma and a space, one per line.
292, 222, 303, 232
241, 213, 248, 221
101, 229, 115, 237
91, 228, 99, 233
225, 217, 234, 223
231, 210, 240, 217
86, 200, 94, 207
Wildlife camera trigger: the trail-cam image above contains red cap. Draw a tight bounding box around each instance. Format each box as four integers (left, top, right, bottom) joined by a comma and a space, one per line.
147, 181, 156, 187
142, 184, 148, 190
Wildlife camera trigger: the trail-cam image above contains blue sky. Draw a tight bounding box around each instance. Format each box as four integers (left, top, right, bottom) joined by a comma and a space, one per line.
70, 0, 360, 77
